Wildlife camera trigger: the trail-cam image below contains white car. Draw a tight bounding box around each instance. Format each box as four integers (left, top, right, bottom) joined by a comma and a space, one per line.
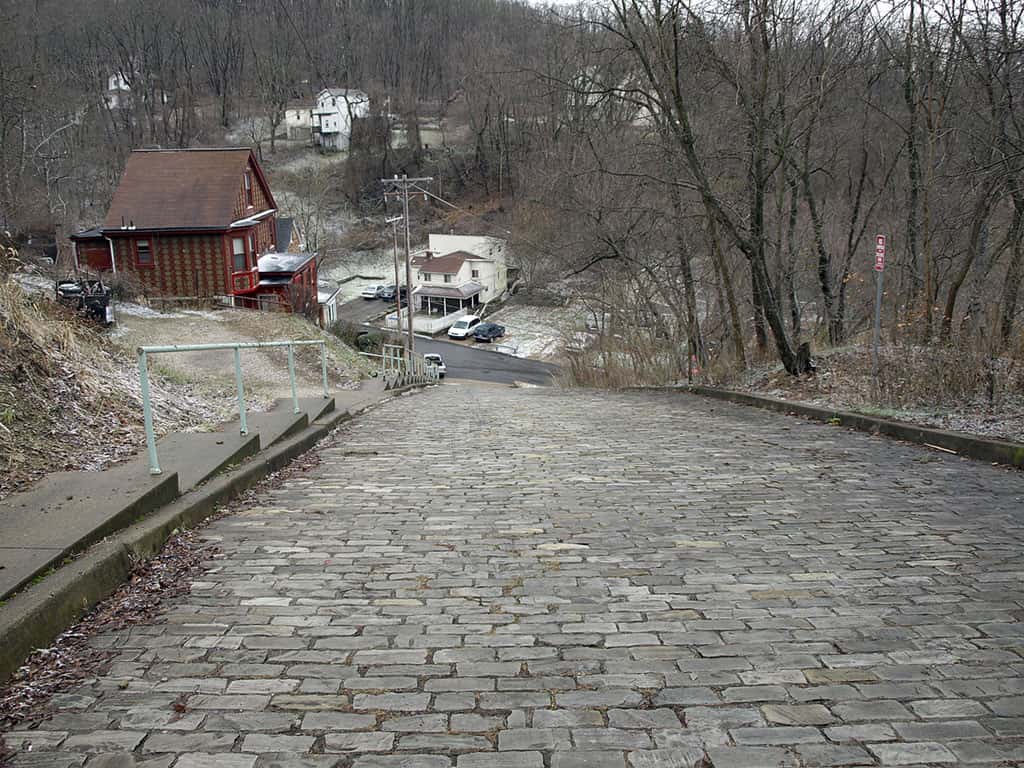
361, 284, 385, 299
423, 353, 446, 378
447, 315, 481, 339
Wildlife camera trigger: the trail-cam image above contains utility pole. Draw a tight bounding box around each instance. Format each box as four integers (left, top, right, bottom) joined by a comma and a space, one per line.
381, 174, 433, 360
385, 215, 404, 350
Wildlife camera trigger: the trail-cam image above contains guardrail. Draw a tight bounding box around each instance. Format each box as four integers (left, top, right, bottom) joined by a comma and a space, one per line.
137, 340, 329, 475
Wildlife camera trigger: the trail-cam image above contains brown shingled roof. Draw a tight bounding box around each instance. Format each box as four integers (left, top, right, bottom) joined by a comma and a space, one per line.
411, 250, 478, 274
102, 148, 264, 231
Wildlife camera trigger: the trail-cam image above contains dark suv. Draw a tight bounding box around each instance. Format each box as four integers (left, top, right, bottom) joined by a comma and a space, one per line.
472, 322, 506, 342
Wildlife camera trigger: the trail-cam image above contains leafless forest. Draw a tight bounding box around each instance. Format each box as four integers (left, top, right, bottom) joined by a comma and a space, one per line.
3, 0, 1023, 396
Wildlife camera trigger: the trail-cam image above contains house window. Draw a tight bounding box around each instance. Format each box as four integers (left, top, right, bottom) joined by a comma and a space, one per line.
423, 273, 432, 282
250, 231, 257, 257
471, 269, 479, 278
444, 274, 453, 283
244, 171, 254, 206
232, 237, 247, 272
136, 239, 152, 265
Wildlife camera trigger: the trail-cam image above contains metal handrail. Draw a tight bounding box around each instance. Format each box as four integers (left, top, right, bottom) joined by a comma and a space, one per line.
137, 340, 329, 475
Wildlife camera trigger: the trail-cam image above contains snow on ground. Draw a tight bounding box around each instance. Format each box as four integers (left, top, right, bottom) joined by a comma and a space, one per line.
12, 272, 52, 296
487, 302, 588, 361
322, 250, 398, 302
117, 302, 184, 319
271, 149, 349, 175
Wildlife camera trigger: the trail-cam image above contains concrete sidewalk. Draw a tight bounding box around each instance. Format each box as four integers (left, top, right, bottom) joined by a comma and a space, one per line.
0, 378, 385, 601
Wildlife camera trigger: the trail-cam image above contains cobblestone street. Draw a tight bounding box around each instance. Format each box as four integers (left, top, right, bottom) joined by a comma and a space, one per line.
6, 384, 1024, 768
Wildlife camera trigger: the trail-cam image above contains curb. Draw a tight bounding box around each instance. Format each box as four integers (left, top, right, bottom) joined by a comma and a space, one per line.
0, 384, 426, 684
628, 384, 1024, 470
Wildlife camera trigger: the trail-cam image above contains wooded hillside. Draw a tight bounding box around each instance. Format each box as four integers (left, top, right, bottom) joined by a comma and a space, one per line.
3, 0, 1023, 387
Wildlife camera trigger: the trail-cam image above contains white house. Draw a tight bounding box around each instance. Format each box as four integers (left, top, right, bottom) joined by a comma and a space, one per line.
312, 88, 370, 151
104, 72, 131, 110
318, 282, 343, 328
285, 104, 313, 142
386, 234, 508, 334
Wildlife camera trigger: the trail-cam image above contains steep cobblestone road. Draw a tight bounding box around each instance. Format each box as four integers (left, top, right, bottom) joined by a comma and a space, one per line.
6, 385, 1024, 768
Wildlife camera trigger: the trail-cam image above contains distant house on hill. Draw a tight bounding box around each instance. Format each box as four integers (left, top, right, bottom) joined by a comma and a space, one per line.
70, 148, 317, 318
312, 88, 370, 151
285, 103, 313, 142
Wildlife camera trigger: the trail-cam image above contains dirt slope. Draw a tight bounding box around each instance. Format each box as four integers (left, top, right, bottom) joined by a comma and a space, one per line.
0, 278, 371, 500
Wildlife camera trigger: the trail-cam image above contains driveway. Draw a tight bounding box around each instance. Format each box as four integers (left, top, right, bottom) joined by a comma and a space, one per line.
7, 385, 1024, 767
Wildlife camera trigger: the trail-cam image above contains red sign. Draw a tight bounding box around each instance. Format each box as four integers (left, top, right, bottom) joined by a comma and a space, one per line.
874, 234, 886, 272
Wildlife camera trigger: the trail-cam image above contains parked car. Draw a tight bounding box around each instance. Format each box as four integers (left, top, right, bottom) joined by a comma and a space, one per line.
361, 284, 385, 299
379, 284, 396, 300
472, 322, 506, 342
423, 353, 446, 378
448, 314, 481, 339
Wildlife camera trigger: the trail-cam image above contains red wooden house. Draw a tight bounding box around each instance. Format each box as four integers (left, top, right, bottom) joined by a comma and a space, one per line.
70, 148, 317, 317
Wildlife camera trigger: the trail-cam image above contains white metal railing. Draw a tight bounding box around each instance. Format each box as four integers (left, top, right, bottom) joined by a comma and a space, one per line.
137, 340, 329, 475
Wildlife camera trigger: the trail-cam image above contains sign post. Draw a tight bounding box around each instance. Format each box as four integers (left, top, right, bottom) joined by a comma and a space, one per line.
872, 235, 886, 389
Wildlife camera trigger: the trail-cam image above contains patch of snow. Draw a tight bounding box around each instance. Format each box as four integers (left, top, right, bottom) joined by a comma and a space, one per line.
117, 302, 185, 319
12, 273, 53, 296
487, 302, 589, 361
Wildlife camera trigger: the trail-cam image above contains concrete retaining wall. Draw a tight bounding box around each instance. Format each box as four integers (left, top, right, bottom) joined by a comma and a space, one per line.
636, 384, 1024, 470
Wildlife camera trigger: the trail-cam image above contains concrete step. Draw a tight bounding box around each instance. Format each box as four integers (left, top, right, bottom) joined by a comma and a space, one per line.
0, 395, 337, 601
149, 431, 260, 494
0, 463, 179, 599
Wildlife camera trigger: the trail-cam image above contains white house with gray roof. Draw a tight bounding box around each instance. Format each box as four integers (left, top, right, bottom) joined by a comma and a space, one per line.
312, 88, 370, 151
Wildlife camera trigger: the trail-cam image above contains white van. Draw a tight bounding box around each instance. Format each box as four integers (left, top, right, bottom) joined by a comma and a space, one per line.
448, 314, 481, 339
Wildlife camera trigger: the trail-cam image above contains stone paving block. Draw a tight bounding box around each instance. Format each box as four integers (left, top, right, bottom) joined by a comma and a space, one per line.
792, 744, 874, 767
353, 693, 432, 711
141, 732, 236, 753
832, 700, 913, 721
86, 755, 176, 768
381, 714, 448, 732
497, 728, 572, 751
824, 723, 896, 742
572, 728, 655, 750
64, 733, 147, 753
203, 712, 298, 732
893, 718, 990, 740
456, 752, 545, 768
730, 726, 824, 745
867, 741, 957, 764
627, 748, 706, 768
254, 757, 343, 768
323, 732, 396, 752
175, 756, 256, 768
240, 734, 316, 753
761, 704, 835, 725
552, 752, 626, 768
353, 758, 451, 768
4, 732, 69, 750
451, 713, 505, 732
558, 690, 643, 708
705, 746, 797, 767
908, 698, 989, 718
533, 709, 604, 728
396, 735, 490, 752
608, 708, 682, 729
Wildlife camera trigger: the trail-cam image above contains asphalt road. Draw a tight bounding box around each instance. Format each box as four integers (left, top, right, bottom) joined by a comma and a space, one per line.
415, 336, 559, 386
336, 297, 560, 385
